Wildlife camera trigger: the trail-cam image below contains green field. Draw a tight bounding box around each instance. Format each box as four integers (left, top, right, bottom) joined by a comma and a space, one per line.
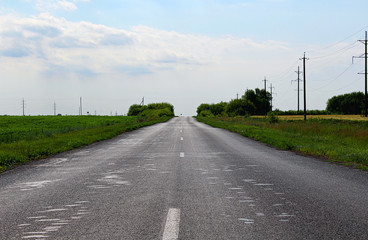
196, 116, 368, 170
0, 115, 172, 172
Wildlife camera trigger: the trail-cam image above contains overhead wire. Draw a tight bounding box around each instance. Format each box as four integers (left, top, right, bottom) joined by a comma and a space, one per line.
268, 59, 300, 80
309, 63, 356, 92
309, 41, 360, 60
317, 77, 362, 93
310, 25, 368, 52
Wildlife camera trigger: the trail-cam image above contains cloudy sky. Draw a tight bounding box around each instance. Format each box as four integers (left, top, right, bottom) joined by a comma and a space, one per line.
0, 0, 367, 116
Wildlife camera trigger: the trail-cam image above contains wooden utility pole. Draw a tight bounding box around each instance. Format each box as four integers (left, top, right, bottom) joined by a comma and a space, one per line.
300, 53, 309, 121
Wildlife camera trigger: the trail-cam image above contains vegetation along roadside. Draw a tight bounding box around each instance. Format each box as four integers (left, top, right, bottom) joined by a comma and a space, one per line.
0, 103, 175, 173
196, 116, 368, 170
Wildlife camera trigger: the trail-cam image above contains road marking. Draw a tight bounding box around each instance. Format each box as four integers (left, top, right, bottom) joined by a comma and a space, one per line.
180, 152, 185, 158
162, 208, 180, 240
180, 130, 182, 133
180, 137, 183, 141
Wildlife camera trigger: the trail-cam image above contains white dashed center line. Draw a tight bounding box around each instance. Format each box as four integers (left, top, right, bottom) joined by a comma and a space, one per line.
180, 137, 183, 141
180, 152, 185, 158
162, 208, 180, 240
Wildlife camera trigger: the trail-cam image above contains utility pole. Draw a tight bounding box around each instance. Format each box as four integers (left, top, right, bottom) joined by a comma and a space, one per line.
269, 84, 275, 111
353, 31, 368, 117
262, 77, 268, 117
54, 102, 56, 116
79, 97, 82, 115
263, 77, 268, 92
300, 53, 309, 121
292, 66, 303, 112
22, 98, 25, 116
236, 93, 239, 100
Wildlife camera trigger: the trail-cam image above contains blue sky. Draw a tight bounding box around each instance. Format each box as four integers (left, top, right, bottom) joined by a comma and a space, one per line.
0, 0, 367, 115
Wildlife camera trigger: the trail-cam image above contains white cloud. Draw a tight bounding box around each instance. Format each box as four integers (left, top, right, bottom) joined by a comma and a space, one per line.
33, 0, 78, 12
0, 13, 290, 77
57, 1, 78, 12
0, 13, 357, 116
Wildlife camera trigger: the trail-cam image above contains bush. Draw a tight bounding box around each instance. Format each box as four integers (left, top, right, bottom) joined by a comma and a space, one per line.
199, 110, 214, 117
127, 103, 174, 117
267, 112, 279, 123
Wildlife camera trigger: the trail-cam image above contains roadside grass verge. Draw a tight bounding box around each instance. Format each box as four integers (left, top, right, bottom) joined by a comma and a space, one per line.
0, 116, 172, 172
196, 116, 368, 170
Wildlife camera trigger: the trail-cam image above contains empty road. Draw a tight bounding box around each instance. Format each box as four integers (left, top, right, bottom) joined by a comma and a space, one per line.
0, 117, 367, 239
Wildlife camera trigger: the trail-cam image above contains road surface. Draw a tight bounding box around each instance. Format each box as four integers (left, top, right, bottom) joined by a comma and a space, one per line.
0, 117, 367, 239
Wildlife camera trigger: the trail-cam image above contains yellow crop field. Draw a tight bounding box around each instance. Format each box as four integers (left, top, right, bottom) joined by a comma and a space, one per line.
280, 115, 368, 121
253, 115, 368, 121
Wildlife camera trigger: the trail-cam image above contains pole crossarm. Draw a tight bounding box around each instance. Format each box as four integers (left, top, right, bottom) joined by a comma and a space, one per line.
352, 31, 368, 117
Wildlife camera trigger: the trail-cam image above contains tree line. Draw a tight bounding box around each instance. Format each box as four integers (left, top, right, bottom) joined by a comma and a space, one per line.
197, 89, 365, 117
128, 103, 175, 118
197, 88, 272, 117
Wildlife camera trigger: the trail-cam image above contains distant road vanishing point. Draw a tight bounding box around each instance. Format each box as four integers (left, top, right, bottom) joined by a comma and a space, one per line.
0, 117, 367, 239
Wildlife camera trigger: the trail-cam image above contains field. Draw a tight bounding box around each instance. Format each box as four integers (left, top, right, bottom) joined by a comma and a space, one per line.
196, 116, 368, 170
253, 115, 368, 121
0, 115, 172, 172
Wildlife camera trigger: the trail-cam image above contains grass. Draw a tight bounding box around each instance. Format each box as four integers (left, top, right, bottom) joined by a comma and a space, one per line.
0, 115, 172, 172
196, 116, 368, 170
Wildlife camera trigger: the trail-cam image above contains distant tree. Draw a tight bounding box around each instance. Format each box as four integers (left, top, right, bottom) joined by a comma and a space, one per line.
197, 104, 211, 116
127, 104, 147, 116
243, 88, 272, 115
128, 103, 174, 117
326, 92, 364, 114
198, 110, 214, 117
196, 88, 272, 117
225, 99, 255, 117
209, 102, 228, 116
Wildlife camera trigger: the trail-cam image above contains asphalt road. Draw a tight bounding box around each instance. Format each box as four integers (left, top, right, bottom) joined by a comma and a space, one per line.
0, 117, 367, 239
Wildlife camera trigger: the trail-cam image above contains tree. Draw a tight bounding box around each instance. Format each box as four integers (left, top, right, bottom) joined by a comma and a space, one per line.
127, 104, 147, 116
326, 92, 364, 114
197, 104, 211, 116
243, 88, 272, 115
225, 99, 255, 116
128, 103, 174, 117
209, 102, 228, 116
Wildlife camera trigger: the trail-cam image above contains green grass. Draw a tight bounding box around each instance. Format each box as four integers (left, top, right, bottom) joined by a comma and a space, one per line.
0, 115, 172, 172
196, 116, 368, 170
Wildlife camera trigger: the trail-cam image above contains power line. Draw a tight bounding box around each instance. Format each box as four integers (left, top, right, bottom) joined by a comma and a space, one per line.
352, 31, 368, 117
291, 66, 303, 112
316, 77, 362, 93
309, 63, 355, 92
309, 41, 359, 60
268, 59, 300, 80
310, 25, 368, 52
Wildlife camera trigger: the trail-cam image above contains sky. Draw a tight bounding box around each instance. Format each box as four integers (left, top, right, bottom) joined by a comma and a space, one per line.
0, 0, 367, 116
